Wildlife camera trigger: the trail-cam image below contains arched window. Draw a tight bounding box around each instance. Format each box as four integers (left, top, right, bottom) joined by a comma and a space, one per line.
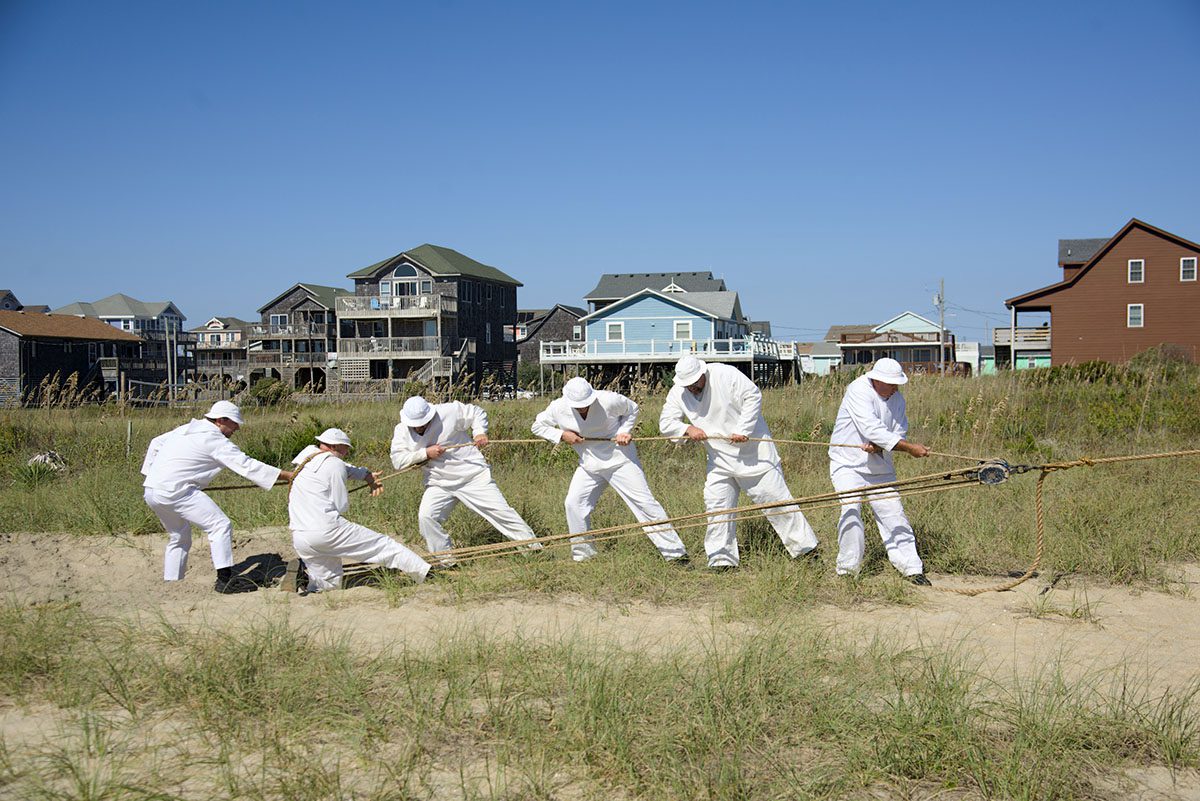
392, 264, 418, 278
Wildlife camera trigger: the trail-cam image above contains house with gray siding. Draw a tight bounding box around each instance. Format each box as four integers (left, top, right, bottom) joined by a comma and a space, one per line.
515, 305, 586, 365
338, 244, 520, 390
0, 311, 143, 405
191, 316, 251, 386
249, 284, 345, 391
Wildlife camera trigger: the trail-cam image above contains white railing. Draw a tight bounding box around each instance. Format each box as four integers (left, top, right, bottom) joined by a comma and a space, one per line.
540, 337, 787, 361
336, 294, 457, 314
248, 323, 329, 336
338, 336, 446, 355
993, 327, 1051, 348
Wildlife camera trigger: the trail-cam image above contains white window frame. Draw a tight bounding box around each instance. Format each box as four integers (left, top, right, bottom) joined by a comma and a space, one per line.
1128, 259, 1144, 284
1182, 257, 1197, 282
1127, 303, 1144, 328
673, 320, 693, 340
605, 321, 624, 342
572, 325, 583, 341
270, 313, 288, 327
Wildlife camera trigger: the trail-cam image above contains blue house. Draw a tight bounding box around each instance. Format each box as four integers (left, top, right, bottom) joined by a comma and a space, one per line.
541, 284, 797, 385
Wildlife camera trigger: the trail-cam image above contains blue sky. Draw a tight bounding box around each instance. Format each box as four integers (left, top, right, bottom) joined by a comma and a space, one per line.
2, 0, 1198, 343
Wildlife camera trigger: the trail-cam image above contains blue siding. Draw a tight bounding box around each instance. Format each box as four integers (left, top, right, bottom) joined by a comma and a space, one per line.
585, 296, 717, 354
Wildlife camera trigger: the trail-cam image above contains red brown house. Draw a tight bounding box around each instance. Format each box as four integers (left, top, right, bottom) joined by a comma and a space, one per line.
1002, 219, 1200, 366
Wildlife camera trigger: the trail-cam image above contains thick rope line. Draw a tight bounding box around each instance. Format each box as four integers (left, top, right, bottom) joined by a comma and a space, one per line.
427, 468, 983, 562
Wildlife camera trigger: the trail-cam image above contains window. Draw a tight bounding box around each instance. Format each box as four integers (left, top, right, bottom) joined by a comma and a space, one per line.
1128, 259, 1144, 283
270, 314, 288, 327
420, 280, 433, 294
572, 325, 582, 341
379, 281, 391, 297
673, 320, 692, 340
1127, 303, 1144, 328
486, 285, 493, 301
1182, 257, 1197, 282
392, 264, 417, 278
485, 323, 492, 345
606, 321, 624, 342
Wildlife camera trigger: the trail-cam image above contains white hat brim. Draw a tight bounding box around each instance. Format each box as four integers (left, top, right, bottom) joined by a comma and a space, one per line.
402, 409, 436, 427
865, 369, 908, 385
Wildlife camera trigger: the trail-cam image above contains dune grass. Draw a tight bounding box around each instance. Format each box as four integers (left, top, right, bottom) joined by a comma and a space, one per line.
0, 601, 1197, 800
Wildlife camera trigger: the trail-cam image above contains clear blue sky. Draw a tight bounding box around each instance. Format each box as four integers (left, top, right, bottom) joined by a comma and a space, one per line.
3, 0, 1198, 343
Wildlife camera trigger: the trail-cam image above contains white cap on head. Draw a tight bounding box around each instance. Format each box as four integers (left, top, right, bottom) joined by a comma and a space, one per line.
204, 400, 244, 426
672, 356, 708, 387
401, 396, 436, 427
562, 376, 597, 409
864, 357, 909, 386
315, 428, 352, 448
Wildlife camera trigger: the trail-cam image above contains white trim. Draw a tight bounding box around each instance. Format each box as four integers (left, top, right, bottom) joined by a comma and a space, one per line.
1126, 303, 1144, 328
662, 281, 685, 293
605, 321, 624, 342
1181, 256, 1197, 282
1127, 259, 1145, 284
578, 288, 726, 322
673, 320, 693, 340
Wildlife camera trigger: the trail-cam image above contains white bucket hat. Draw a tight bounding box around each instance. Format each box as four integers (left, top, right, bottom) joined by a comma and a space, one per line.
562, 376, 597, 409
672, 356, 708, 387
315, 428, 352, 448
864, 357, 909, 385
204, 400, 244, 426
401, 396, 436, 427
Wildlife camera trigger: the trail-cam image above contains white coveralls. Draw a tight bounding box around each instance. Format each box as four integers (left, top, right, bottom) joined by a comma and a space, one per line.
288, 445, 430, 591
659, 363, 819, 567
141, 419, 281, 580
390, 401, 540, 557
532, 391, 688, 562
828, 375, 923, 577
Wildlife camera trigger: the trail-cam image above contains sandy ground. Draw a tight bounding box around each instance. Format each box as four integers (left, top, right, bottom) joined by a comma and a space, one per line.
2, 529, 1199, 799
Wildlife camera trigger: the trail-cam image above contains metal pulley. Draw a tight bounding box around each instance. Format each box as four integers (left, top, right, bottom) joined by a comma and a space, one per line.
975, 460, 1011, 485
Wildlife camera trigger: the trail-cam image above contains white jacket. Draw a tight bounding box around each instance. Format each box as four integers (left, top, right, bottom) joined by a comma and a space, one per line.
287, 445, 371, 532
658, 362, 779, 476
829, 375, 907, 475
531, 390, 641, 472
141, 418, 281, 497
389, 401, 489, 488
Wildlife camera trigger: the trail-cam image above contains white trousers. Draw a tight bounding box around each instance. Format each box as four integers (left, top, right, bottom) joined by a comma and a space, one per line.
143, 486, 234, 580
830, 465, 923, 577
418, 468, 541, 559
702, 465, 819, 567
292, 520, 431, 592
565, 461, 688, 562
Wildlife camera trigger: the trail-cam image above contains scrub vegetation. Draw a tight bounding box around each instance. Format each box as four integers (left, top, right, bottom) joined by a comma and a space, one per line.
1, 602, 1198, 800
1, 352, 1199, 798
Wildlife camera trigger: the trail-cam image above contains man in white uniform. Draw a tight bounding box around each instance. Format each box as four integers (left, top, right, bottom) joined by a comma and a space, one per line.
390, 396, 541, 560
829, 358, 931, 584
284, 428, 431, 592
532, 377, 689, 563
659, 356, 819, 569
142, 400, 295, 593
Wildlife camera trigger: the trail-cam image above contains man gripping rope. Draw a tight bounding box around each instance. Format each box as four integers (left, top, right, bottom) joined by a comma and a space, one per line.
142, 400, 294, 593
390, 396, 541, 561
283, 428, 431, 593
829, 358, 932, 585
532, 377, 689, 563
659, 356, 819, 570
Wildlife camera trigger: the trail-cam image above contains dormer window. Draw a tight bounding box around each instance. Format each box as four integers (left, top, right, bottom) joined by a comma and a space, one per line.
662, 282, 685, 293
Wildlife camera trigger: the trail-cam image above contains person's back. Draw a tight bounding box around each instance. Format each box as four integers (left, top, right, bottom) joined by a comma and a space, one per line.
288, 445, 350, 533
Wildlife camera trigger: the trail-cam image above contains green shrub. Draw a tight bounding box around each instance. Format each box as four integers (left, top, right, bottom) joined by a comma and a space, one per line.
247, 377, 292, 406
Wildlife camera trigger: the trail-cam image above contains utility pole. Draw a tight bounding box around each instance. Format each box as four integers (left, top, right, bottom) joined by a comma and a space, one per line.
933, 278, 946, 375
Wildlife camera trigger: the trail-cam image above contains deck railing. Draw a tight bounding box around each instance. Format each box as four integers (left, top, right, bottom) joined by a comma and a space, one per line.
993, 327, 1051, 348
540, 337, 786, 361
336, 294, 457, 314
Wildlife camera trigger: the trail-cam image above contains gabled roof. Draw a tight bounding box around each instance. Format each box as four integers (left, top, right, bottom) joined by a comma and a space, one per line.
1007, 218, 1200, 308
256, 283, 349, 314
347, 244, 522, 286
1058, 238, 1108, 265
519, 304, 588, 341
824, 324, 874, 342
51, 293, 185, 320
0, 311, 143, 342
580, 288, 742, 323
190, 316, 252, 333
584, 271, 726, 300
874, 310, 941, 333
810, 342, 843, 358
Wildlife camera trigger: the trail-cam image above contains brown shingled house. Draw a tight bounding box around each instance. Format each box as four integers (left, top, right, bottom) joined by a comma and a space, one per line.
0, 311, 143, 405
1002, 219, 1200, 366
